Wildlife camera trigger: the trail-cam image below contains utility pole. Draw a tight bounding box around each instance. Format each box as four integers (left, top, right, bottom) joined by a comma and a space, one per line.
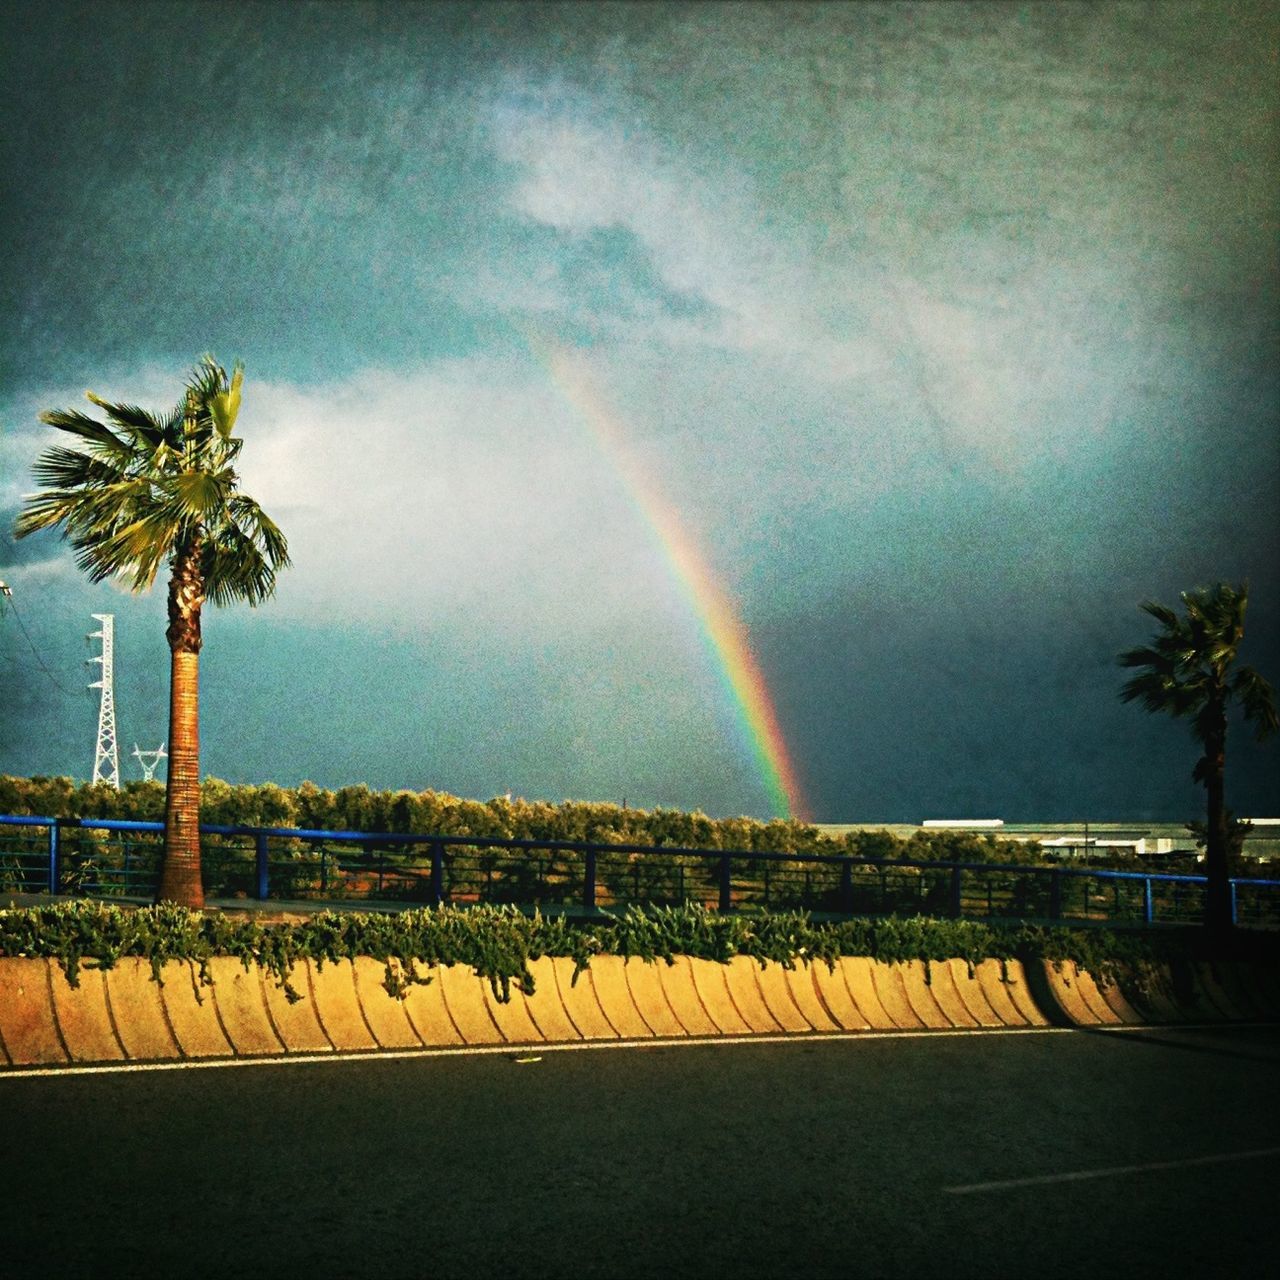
132, 743, 168, 782
88, 613, 120, 788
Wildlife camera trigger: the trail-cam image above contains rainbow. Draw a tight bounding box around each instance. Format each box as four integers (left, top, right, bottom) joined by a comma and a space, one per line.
532, 335, 807, 821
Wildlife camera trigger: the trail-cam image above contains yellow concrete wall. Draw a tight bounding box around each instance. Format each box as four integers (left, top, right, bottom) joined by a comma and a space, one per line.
0, 953, 1274, 1068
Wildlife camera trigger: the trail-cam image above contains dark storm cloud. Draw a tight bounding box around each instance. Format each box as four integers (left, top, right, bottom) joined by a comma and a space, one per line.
1, 1, 1276, 819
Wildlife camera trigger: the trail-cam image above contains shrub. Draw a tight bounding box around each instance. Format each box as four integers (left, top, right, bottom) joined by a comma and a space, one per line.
6, 899, 1269, 1007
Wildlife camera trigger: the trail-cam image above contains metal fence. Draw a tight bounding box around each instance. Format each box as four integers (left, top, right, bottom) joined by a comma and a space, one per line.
2, 813, 1278, 928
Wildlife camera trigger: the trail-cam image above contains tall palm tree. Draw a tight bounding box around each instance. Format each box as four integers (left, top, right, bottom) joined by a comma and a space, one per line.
15, 357, 289, 908
1118, 583, 1277, 936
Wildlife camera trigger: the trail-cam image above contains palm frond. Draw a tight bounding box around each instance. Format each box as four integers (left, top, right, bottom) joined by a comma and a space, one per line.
226, 494, 290, 568
1138, 601, 1180, 630
203, 526, 279, 606
37, 408, 130, 456
14, 491, 85, 537
64, 476, 158, 528
155, 402, 186, 443
1117, 644, 1168, 672
30, 446, 126, 491
171, 468, 234, 521
69, 522, 166, 590
208, 363, 244, 439
20, 356, 288, 611
84, 393, 170, 450
1119, 668, 1198, 717
1232, 665, 1279, 740
85, 512, 184, 590
186, 355, 229, 403
1119, 577, 1277, 779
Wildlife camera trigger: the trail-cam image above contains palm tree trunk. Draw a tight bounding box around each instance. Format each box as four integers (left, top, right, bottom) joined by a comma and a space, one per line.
157, 539, 205, 908
159, 647, 203, 907
1203, 705, 1231, 940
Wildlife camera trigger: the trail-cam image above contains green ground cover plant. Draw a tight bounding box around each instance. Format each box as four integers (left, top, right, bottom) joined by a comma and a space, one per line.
3, 900, 1273, 1007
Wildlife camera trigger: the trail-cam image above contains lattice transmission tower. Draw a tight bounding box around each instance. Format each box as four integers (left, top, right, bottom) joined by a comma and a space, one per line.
132, 743, 168, 782
87, 613, 120, 788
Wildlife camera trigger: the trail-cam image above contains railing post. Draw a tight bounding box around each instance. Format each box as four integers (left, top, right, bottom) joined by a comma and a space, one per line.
1143, 876, 1154, 926
48, 821, 62, 894
1230, 880, 1238, 926
583, 847, 597, 911
1049, 869, 1062, 922
840, 858, 853, 913
430, 841, 444, 906
949, 864, 963, 918
718, 854, 732, 913
255, 832, 270, 900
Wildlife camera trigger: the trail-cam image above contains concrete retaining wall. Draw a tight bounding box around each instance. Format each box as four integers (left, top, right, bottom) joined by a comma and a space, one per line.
1, 954, 1276, 1068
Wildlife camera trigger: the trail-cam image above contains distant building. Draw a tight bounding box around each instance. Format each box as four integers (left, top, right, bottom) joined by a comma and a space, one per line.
1039, 836, 1177, 857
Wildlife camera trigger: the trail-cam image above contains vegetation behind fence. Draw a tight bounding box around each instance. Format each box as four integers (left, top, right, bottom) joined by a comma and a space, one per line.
3, 813, 1278, 931
10, 774, 1273, 872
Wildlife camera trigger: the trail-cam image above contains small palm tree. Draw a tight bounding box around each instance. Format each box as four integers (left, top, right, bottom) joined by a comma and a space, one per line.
15, 357, 289, 908
1119, 583, 1277, 935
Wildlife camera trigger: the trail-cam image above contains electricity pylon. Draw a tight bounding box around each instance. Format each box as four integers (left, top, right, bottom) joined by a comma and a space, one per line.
87, 613, 120, 788
132, 743, 168, 782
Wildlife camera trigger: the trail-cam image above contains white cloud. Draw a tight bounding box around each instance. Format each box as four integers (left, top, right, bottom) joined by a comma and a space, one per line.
483, 91, 890, 385
474, 82, 1160, 475
236, 357, 695, 639
1, 554, 76, 584
2, 355, 709, 649
10, 344, 838, 678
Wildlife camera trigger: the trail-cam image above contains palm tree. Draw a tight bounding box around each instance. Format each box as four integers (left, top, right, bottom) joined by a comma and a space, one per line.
1118, 583, 1277, 936
15, 357, 289, 908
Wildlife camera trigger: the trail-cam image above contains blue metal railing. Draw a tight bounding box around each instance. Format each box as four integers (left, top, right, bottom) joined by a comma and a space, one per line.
1, 813, 1278, 928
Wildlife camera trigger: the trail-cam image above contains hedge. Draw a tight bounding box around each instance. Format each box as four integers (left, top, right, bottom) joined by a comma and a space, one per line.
5, 899, 1268, 1006
0, 775, 1049, 865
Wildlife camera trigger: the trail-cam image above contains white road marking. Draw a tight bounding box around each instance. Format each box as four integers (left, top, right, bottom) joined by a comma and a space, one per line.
0, 1022, 1248, 1081
1, 1025, 1083, 1079
945, 1147, 1280, 1194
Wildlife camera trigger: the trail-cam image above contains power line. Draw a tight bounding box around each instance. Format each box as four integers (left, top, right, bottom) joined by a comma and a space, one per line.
1, 591, 81, 698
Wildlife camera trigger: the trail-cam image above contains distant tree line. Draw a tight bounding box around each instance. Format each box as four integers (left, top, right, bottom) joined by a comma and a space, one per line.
0, 775, 1055, 865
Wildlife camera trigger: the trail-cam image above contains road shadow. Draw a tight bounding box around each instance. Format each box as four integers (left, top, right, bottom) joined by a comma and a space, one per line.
1076, 1023, 1280, 1065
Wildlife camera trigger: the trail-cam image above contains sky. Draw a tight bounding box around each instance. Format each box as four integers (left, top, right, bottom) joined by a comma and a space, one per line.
1, 0, 1277, 823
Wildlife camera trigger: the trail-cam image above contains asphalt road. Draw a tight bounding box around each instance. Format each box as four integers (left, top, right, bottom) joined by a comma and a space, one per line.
6, 1026, 1280, 1279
